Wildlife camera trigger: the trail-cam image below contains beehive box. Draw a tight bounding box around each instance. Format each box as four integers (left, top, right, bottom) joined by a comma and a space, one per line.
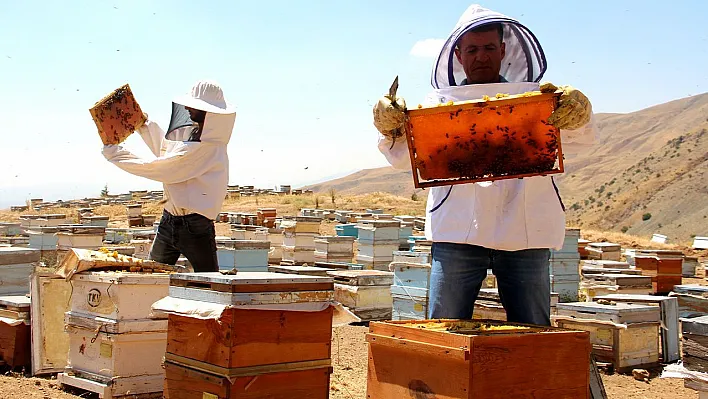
595, 294, 680, 363
27, 227, 59, 251
555, 301, 660, 372
634, 255, 683, 294
473, 289, 560, 321
681, 315, 708, 374
0, 222, 23, 236
65, 318, 167, 381
216, 240, 270, 271
280, 217, 321, 234
671, 285, 708, 318
357, 242, 399, 258
356, 220, 401, 243
550, 276, 579, 302
281, 246, 316, 265
389, 262, 431, 289
335, 223, 358, 238
356, 254, 395, 271
283, 231, 317, 250
89, 84, 146, 145
0, 295, 31, 368
392, 251, 430, 265
586, 243, 622, 261
405, 91, 564, 188
551, 228, 581, 260
580, 274, 653, 301
80, 215, 110, 227
314, 236, 355, 255
684, 256, 700, 277
366, 319, 590, 398
0, 247, 40, 295
69, 271, 170, 321
161, 272, 334, 399
328, 270, 393, 321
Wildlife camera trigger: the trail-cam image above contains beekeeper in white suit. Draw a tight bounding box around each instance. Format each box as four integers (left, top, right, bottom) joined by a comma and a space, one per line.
374, 4, 597, 325
103, 80, 236, 272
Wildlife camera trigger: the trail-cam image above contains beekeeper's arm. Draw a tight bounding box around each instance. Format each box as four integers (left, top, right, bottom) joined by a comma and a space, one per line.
102, 143, 217, 184
541, 83, 598, 154
135, 116, 164, 157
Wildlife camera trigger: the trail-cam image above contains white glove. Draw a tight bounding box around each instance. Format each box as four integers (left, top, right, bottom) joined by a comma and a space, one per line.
541, 82, 592, 130
372, 94, 407, 138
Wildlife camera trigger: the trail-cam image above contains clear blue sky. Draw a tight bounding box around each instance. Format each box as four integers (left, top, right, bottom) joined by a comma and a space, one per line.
1, 0, 706, 208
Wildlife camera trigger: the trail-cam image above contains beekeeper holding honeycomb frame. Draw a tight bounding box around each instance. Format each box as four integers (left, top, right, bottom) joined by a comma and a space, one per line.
374, 4, 597, 325
102, 80, 236, 272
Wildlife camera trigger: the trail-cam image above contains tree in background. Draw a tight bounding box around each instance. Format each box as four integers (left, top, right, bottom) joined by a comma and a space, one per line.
100, 184, 109, 197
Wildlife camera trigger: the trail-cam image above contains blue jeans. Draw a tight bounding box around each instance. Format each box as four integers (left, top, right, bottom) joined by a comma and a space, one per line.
150, 210, 218, 272
428, 242, 551, 326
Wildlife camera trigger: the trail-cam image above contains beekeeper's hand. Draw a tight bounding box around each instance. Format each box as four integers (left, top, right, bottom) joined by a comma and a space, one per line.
541, 82, 592, 130
373, 94, 407, 138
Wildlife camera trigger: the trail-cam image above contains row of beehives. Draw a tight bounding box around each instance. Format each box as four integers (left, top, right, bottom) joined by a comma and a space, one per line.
7, 190, 165, 212
0, 244, 359, 397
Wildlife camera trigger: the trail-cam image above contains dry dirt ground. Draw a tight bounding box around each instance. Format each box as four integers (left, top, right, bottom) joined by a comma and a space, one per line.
0, 324, 699, 399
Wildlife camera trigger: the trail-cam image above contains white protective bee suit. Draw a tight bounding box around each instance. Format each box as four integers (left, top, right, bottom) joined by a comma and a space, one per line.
379, 5, 597, 251
102, 81, 236, 221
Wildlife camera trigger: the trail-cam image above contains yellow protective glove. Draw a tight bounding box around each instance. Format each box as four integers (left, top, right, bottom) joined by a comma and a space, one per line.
541, 82, 592, 130
372, 94, 407, 139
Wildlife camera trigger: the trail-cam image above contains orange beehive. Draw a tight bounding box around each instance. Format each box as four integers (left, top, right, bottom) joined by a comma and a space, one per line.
366, 319, 591, 399
89, 84, 146, 145
634, 256, 683, 294
405, 91, 563, 188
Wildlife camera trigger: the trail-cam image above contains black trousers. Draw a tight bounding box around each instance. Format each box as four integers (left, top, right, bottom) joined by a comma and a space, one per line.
150, 210, 218, 272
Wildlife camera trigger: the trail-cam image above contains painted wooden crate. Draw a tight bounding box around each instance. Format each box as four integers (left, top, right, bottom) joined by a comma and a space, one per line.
0, 247, 40, 295
0, 223, 23, 237
595, 294, 680, 363
549, 258, 580, 279
281, 246, 316, 265
555, 301, 660, 372
31, 273, 72, 375
314, 236, 355, 255
0, 295, 31, 369
314, 251, 352, 263
357, 242, 399, 258
335, 223, 358, 238
65, 317, 167, 381
366, 319, 591, 398
580, 274, 653, 301
693, 236, 708, 250
280, 217, 321, 234
283, 232, 317, 250
581, 260, 631, 270
473, 289, 560, 321
634, 255, 683, 294
27, 227, 59, 251
217, 241, 270, 271
356, 254, 394, 271
391, 284, 428, 321
162, 272, 334, 398
671, 285, 708, 318
56, 232, 104, 250
681, 315, 708, 374
328, 270, 393, 321
550, 228, 581, 260
81, 216, 110, 227
356, 220, 401, 243
69, 271, 170, 321
390, 262, 430, 289
163, 360, 331, 399
586, 243, 621, 261
684, 257, 700, 277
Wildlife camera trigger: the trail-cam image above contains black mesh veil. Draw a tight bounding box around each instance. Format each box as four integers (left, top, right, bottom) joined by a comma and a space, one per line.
167, 102, 195, 136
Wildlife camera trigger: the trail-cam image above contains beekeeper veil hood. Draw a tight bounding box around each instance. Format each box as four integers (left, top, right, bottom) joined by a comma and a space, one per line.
167, 80, 236, 144
431, 4, 547, 89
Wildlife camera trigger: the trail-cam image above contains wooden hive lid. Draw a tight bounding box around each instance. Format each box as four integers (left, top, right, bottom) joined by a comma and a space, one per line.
556, 301, 660, 323
326, 270, 394, 286
0, 295, 31, 310
356, 219, 401, 228
314, 236, 356, 243
169, 271, 333, 293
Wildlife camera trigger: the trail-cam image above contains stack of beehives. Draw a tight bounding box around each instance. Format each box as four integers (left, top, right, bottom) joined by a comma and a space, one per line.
549, 228, 581, 302
56, 249, 171, 398
281, 216, 321, 265
329, 270, 393, 321
390, 251, 431, 321
586, 242, 622, 261
356, 220, 401, 271
55, 225, 106, 264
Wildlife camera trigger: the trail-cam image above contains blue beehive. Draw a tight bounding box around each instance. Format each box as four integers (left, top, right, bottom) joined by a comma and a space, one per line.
335, 223, 358, 238
216, 240, 270, 272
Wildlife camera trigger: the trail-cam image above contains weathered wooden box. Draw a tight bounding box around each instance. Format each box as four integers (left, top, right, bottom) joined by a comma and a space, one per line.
283, 232, 317, 250
586, 243, 621, 261
595, 294, 680, 363
357, 242, 399, 258
162, 272, 334, 398
280, 217, 321, 234
356, 254, 395, 271
281, 246, 316, 265
31, 273, 72, 375
313, 236, 355, 255
0, 247, 40, 295
681, 315, 708, 374
634, 255, 683, 294
580, 274, 653, 301
671, 285, 708, 318
0, 295, 31, 368
65, 317, 167, 380
392, 251, 431, 265
69, 271, 170, 321
329, 270, 393, 321
390, 261, 431, 289
366, 319, 590, 398
356, 220, 401, 243
335, 223, 358, 238
684, 256, 700, 277
164, 360, 331, 399
555, 301, 660, 371
550, 276, 579, 302
549, 258, 580, 278
216, 240, 270, 271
